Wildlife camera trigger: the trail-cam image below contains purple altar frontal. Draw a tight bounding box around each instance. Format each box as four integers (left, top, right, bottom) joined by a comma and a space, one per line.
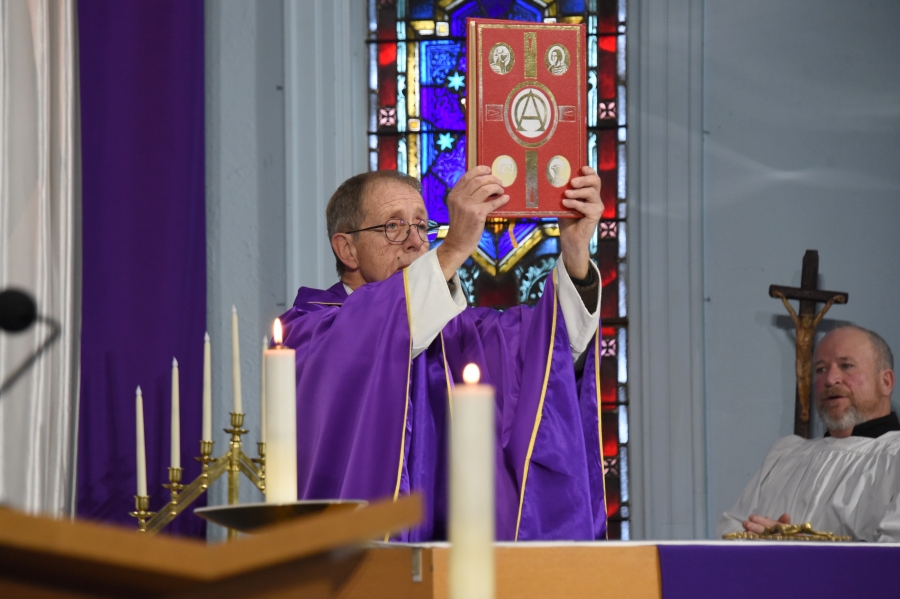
344, 541, 900, 598
658, 541, 900, 599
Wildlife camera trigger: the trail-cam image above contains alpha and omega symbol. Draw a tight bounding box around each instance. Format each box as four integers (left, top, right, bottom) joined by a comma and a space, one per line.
545, 44, 570, 75
489, 42, 515, 75
504, 82, 558, 147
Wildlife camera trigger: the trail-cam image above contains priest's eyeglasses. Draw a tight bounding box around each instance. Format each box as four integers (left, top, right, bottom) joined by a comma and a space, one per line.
345, 219, 439, 243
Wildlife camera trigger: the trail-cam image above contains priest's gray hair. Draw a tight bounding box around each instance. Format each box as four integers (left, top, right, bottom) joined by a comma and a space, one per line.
830, 324, 894, 372
326, 171, 423, 275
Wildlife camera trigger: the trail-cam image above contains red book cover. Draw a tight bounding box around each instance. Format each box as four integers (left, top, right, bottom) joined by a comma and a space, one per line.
467, 18, 586, 218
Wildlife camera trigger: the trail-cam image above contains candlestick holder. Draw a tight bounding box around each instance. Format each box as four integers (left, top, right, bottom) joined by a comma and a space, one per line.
130, 495, 155, 533
130, 413, 266, 538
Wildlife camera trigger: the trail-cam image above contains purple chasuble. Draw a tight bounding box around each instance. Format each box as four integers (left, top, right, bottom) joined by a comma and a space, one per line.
279, 270, 606, 541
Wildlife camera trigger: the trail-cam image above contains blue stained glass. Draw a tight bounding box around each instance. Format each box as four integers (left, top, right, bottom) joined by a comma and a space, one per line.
477, 230, 498, 260
421, 86, 466, 130
420, 41, 462, 85
588, 70, 597, 126
420, 132, 435, 175
559, 0, 586, 13
398, 137, 408, 174
618, 405, 628, 443
498, 221, 538, 258
476, 222, 539, 261
508, 3, 542, 21
428, 133, 466, 187
450, 1, 482, 37
409, 0, 434, 19
448, 0, 541, 36
422, 173, 449, 221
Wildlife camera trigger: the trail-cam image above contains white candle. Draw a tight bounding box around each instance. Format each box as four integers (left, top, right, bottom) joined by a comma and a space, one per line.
136, 386, 147, 496
264, 318, 297, 503
171, 358, 180, 469
231, 305, 242, 414
449, 364, 495, 599
202, 332, 212, 441
261, 335, 268, 443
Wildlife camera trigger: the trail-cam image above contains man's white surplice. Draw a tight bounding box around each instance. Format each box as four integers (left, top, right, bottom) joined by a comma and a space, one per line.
717, 432, 900, 542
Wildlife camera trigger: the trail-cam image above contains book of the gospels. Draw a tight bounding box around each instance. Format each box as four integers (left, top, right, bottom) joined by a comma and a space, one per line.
466, 18, 586, 218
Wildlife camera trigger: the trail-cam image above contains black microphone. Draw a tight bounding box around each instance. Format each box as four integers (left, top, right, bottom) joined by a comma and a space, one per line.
0, 289, 60, 399
0, 289, 37, 332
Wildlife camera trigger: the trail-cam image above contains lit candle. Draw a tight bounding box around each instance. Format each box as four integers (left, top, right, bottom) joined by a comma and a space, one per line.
231, 305, 242, 414
261, 335, 268, 443
171, 358, 180, 469
136, 386, 147, 496
449, 364, 495, 599
202, 332, 212, 441
264, 318, 297, 503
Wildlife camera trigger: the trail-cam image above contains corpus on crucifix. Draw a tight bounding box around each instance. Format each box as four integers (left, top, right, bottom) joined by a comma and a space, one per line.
769, 250, 848, 439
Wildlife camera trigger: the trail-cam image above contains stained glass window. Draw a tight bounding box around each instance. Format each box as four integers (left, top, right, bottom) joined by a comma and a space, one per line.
367, 0, 629, 540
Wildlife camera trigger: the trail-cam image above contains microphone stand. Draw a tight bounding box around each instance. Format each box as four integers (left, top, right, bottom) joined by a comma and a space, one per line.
0, 316, 61, 398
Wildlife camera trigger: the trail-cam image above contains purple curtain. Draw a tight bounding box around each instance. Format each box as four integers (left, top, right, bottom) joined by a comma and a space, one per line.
77, 0, 206, 537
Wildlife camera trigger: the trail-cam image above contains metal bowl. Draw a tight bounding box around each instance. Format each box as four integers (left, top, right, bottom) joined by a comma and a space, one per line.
194, 500, 367, 533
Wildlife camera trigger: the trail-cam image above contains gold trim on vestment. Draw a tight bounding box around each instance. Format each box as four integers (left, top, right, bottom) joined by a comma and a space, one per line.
595, 330, 608, 539
514, 269, 558, 541
307, 301, 343, 306
440, 332, 453, 422
393, 270, 414, 502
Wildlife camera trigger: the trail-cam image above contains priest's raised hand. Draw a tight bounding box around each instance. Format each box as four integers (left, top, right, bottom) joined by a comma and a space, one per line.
436, 165, 509, 281
559, 165, 604, 279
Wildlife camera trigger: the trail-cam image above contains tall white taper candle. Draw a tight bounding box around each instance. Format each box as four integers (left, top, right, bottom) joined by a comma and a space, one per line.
202, 332, 212, 441
264, 319, 297, 503
231, 305, 242, 414
171, 358, 180, 468
449, 364, 495, 599
136, 386, 147, 496
261, 335, 268, 443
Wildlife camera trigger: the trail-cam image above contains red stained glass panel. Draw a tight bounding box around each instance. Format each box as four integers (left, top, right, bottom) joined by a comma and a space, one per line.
378, 135, 398, 170
598, 36, 617, 98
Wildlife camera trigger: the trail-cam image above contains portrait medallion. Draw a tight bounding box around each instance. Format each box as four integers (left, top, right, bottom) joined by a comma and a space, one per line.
488, 42, 515, 75
491, 155, 518, 186
545, 43, 571, 76
546, 155, 571, 188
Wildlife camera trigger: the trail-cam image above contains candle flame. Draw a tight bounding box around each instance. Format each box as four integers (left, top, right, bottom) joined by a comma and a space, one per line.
462, 363, 481, 384
273, 318, 283, 346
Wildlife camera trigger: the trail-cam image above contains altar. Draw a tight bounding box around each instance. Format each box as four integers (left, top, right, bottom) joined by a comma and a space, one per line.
333, 541, 899, 599
2, 497, 897, 599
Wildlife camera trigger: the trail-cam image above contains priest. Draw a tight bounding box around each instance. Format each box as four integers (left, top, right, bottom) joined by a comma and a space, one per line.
278, 165, 607, 541
717, 325, 900, 541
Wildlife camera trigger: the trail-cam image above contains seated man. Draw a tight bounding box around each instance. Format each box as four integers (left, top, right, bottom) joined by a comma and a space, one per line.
278, 165, 607, 541
717, 325, 900, 541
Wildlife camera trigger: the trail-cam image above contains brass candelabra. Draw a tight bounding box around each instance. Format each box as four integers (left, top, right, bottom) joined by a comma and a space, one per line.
129, 413, 265, 539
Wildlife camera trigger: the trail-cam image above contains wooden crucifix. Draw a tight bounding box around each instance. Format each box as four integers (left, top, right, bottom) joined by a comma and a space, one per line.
769, 250, 848, 439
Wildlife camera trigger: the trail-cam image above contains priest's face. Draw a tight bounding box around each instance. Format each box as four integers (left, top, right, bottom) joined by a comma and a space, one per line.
353, 180, 430, 283
813, 327, 892, 434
